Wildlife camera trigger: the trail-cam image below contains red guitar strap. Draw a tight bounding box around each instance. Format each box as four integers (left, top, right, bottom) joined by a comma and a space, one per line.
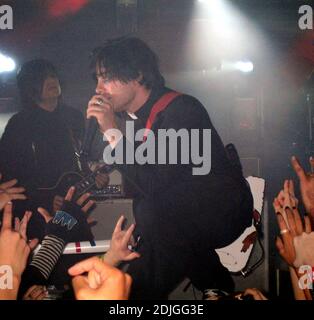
143, 91, 182, 141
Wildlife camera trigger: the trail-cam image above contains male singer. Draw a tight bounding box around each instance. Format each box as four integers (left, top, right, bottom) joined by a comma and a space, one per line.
87, 37, 253, 299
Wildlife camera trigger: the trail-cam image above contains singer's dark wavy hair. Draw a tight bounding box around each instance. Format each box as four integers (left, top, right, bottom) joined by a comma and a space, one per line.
91, 37, 165, 89
17, 59, 59, 109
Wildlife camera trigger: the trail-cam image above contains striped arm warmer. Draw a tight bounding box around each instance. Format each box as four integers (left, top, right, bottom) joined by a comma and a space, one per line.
30, 235, 66, 280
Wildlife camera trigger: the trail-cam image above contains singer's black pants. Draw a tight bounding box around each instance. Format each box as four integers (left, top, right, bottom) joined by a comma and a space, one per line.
127, 174, 253, 299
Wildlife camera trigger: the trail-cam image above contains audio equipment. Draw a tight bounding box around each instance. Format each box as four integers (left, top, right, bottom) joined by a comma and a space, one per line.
90, 198, 134, 240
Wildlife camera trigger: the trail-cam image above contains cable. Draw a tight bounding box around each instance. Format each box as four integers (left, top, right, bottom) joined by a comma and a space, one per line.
241, 230, 265, 277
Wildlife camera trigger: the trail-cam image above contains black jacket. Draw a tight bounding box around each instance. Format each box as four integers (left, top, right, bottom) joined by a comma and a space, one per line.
104, 85, 254, 298
108, 86, 253, 249
0, 104, 85, 239
0, 104, 84, 189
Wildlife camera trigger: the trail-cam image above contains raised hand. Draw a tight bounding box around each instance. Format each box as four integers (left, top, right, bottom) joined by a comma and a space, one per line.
38, 186, 94, 223
37, 186, 95, 243
0, 203, 38, 299
104, 215, 140, 267
0, 175, 26, 210
273, 179, 312, 267
52, 195, 64, 213
14, 211, 33, 241
291, 156, 314, 223
68, 256, 132, 300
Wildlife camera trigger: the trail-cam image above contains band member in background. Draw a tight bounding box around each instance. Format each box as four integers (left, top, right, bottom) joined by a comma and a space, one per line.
0, 59, 108, 239
87, 37, 253, 299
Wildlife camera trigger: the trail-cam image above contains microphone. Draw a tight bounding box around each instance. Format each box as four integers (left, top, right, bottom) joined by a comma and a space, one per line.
80, 117, 98, 158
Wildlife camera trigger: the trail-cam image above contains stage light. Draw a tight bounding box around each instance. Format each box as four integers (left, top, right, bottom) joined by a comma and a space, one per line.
220, 60, 254, 73
185, 0, 266, 73
235, 61, 254, 73
0, 53, 16, 73
48, 0, 90, 18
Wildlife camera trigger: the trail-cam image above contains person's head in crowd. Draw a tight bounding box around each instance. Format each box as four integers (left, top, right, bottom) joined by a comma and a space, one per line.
16, 59, 61, 110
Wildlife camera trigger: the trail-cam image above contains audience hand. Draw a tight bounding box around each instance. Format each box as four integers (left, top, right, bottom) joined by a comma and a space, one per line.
23, 285, 48, 300
291, 156, 314, 223
68, 256, 132, 300
0, 203, 38, 299
274, 180, 313, 267
0, 175, 26, 210
37, 186, 95, 243
38, 186, 94, 223
52, 195, 64, 213
14, 211, 32, 240
243, 288, 267, 300
104, 215, 140, 267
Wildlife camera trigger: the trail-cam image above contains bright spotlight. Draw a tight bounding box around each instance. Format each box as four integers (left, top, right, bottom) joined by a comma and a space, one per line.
0, 53, 16, 73
235, 61, 254, 73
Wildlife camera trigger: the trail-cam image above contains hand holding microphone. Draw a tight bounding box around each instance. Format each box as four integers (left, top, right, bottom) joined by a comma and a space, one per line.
86, 95, 117, 134
81, 95, 112, 157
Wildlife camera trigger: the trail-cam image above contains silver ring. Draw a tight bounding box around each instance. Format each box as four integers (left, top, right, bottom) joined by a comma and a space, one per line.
280, 228, 289, 235
96, 98, 103, 106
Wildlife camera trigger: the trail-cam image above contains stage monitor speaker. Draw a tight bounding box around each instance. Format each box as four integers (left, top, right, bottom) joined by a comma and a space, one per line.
90, 198, 134, 240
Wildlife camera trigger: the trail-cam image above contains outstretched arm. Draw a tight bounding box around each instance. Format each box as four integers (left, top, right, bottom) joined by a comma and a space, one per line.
291, 156, 314, 226
19, 187, 94, 296
0, 203, 38, 300
68, 256, 132, 300
103, 215, 140, 267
